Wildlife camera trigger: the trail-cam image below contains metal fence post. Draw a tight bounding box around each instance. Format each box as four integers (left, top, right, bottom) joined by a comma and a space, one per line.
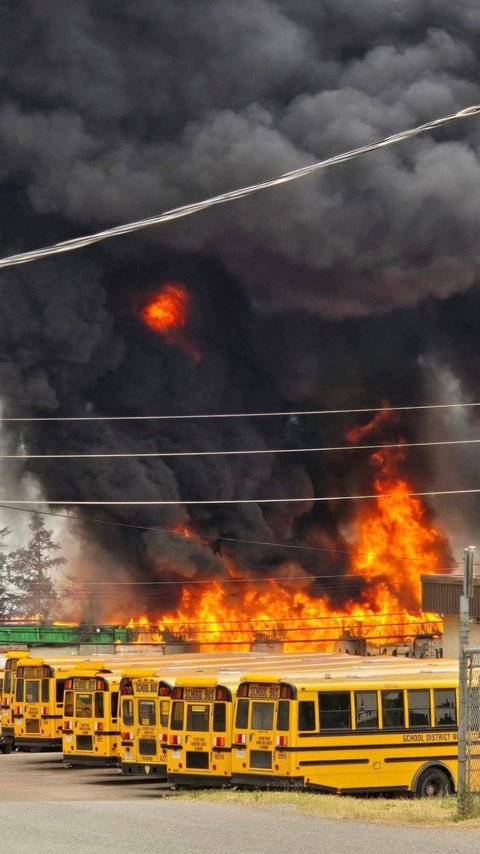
458, 545, 475, 816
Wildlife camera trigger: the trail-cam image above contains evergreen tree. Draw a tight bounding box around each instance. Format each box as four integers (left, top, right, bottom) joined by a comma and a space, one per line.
0, 527, 12, 620
9, 515, 65, 622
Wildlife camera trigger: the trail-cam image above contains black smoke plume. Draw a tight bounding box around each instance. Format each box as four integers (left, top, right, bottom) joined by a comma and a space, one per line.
0, 1, 479, 614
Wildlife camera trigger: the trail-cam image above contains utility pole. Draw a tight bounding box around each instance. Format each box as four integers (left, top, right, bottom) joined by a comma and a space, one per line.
457, 545, 475, 816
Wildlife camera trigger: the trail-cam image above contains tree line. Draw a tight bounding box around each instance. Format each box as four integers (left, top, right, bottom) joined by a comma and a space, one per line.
0, 514, 65, 623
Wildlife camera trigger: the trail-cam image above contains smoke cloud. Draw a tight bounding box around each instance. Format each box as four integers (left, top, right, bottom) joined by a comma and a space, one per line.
0, 1, 479, 611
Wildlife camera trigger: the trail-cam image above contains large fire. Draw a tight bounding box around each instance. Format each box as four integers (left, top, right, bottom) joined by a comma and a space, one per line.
140, 282, 200, 360
125, 412, 447, 653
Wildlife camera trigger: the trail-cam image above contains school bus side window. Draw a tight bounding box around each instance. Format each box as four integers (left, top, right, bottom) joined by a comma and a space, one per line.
15, 679, 24, 702
434, 689, 456, 726
382, 691, 404, 728
41, 679, 49, 703
4, 671, 11, 694
213, 702, 226, 732
235, 699, 248, 729
355, 691, 379, 729
408, 690, 430, 727
277, 700, 289, 731
122, 699, 134, 726
171, 701, 184, 730
64, 691, 74, 717
298, 701, 316, 731
319, 692, 351, 730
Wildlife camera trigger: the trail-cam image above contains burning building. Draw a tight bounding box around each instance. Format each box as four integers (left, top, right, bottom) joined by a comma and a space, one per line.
1, 3, 480, 650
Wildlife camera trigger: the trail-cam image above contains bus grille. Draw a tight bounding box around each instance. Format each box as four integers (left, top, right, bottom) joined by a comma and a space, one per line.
186, 751, 209, 770
76, 735, 93, 751
250, 750, 272, 769
26, 719, 40, 734
139, 738, 157, 756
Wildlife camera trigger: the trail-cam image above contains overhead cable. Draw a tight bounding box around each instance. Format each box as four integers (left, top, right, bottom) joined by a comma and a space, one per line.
0, 503, 458, 566
5, 435, 480, 458
1, 400, 480, 422
0, 487, 479, 504
0, 104, 479, 270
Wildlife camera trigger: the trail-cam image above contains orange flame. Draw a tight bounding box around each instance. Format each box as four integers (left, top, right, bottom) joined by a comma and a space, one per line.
140, 282, 200, 360
120, 411, 447, 652
140, 283, 188, 334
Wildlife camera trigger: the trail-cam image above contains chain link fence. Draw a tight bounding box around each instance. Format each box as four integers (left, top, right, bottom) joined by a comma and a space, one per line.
464, 648, 480, 797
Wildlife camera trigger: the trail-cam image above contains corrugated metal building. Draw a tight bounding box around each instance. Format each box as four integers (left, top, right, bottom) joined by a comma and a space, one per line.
422, 574, 480, 657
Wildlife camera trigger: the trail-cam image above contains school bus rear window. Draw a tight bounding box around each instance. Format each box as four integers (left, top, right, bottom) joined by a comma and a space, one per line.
251, 702, 274, 730
235, 699, 248, 729
213, 702, 226, 733
187, 704, 209, 732
139, 700, 156, 726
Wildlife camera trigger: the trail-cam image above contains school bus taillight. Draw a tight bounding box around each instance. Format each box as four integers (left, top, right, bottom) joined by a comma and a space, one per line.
121, 732, 134, 741
158, 686, 171, 696
213, 737, 225, 748
94, 722, 104, 732
64, 720, 72, 731
276, 736, 288, 747
41, 706, 48, 716
160, 733, 168, 743
65, 679, 72, 690
235, 733, 246, 745
170, 734, 182, 746
16, 706, 23, 715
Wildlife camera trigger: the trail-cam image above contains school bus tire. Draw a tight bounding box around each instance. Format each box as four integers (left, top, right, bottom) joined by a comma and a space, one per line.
414, 764, 453, 798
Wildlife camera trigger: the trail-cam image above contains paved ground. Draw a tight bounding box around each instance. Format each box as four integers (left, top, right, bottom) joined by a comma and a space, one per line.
1, 753, 479, 854
0, 750, 168, 801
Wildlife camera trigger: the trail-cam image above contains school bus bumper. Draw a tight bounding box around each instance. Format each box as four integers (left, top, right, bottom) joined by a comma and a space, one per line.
120, 761, 167, 777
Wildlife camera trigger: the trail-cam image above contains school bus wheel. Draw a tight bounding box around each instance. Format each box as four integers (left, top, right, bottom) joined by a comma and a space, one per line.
414, 765, 452, 798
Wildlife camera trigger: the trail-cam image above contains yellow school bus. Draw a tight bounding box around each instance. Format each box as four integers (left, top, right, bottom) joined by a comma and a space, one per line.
0, 667, 6, 754
230, 671, 458, 796
119, 669, 173, 777
63, 663, 124, 766
167, 675, 239, 787
1, 651, 31, 751
14, 657, 75, 750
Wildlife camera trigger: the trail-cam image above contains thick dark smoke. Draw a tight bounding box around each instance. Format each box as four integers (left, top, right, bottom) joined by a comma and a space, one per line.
1, 1, 479, 613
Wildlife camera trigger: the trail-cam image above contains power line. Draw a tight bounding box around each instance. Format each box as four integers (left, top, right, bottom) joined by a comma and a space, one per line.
0, 487, 479, 504
0, 503, 458, 567
6, 435, 480, 459
2, 401, 480, 422
0, 104, 479, 270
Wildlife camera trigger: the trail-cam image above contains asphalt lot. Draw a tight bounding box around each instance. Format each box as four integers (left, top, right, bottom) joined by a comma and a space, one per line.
0, 750, 168, 801
1, 753, 479, 854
